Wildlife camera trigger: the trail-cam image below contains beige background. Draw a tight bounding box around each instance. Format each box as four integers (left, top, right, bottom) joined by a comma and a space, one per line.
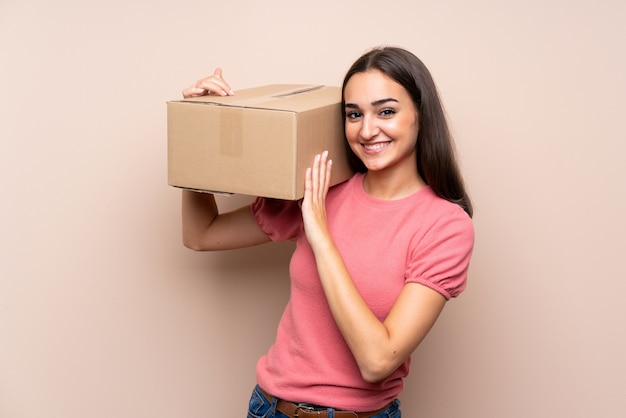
1, 1, 624, 417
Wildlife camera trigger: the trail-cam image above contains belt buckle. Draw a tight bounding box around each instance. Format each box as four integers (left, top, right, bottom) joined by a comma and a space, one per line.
294, 405, 321, 417
294, 405, 359, 418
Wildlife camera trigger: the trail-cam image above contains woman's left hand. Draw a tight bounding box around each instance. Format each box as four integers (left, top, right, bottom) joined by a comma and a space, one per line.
301, 150, 333, 248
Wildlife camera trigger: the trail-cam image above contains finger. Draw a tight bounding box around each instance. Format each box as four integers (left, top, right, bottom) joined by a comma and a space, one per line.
305, 167, 312, 197
317, 152, 326, 199
318, 151, 333, 199
182, 86, 206, 98
183, 68, 234, 98
195, 79, 231, 96
318, 151, 332, 197
303, 166, 314, 211
324, 158, 333, 192
205, 67, 234, 96
312, 153, 322, 200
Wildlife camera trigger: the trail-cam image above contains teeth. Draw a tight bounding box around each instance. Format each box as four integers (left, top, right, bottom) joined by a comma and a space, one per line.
364, 142, 389, 150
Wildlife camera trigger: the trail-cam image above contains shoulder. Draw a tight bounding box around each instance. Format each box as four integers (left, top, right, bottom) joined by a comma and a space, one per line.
405, 191, 474, 299
411, 187, 473, 231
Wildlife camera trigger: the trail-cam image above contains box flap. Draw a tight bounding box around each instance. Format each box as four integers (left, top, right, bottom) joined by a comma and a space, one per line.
172, 84, 340, 113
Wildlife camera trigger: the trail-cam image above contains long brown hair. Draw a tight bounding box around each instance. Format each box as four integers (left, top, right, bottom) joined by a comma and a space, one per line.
342, 46, 473, 217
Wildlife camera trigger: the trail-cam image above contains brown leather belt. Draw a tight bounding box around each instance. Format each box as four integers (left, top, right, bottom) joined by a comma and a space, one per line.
258, 386, 390, 418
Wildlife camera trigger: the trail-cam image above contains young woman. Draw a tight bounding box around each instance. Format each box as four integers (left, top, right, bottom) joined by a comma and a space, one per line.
181, 46, 474, 418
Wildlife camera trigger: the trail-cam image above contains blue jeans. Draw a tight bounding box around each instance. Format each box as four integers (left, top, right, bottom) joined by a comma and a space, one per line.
247, 385, 401, 418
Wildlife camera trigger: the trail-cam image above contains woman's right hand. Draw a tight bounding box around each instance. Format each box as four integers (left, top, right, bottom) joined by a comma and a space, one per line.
182, 67, 234, 98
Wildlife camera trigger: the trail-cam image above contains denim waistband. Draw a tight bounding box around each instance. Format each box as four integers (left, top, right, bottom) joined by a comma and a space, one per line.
248, 385, 401, 418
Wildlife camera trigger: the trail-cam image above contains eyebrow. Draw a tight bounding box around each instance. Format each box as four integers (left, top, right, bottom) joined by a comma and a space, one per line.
344, 98, 399, 109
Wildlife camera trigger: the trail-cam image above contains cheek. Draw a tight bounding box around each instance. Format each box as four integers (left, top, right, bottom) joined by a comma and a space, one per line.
344, 124, 359, 143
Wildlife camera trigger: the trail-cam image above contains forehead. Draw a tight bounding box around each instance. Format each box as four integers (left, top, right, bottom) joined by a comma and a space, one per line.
344, 70, 409, 104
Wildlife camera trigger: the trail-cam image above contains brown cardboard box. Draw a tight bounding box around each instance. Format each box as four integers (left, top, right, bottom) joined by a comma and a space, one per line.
167, 84, 353, 200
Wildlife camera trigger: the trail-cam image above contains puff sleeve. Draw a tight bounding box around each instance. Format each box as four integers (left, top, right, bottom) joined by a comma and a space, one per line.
251, 197, 303, 242
405, 207, 474, 300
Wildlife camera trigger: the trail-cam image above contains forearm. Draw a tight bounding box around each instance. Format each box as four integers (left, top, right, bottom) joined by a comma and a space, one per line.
181, 190, 218, 250
311, 237, 400, 383
312, 232, 447, 383
181, 190, 272, 251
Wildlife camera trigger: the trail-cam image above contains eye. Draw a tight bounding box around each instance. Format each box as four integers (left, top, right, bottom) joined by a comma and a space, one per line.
379, 108, 396, 117
346, 110, 362, 120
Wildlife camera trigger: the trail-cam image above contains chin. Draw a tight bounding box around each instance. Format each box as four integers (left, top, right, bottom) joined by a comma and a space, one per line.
362, 161, 388, 172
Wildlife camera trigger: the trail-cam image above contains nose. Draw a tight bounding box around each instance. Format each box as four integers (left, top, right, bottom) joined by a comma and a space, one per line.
359, 115, 379, 141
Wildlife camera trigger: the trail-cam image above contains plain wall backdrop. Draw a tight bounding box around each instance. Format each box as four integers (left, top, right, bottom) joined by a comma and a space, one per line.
1, 1, 624, 417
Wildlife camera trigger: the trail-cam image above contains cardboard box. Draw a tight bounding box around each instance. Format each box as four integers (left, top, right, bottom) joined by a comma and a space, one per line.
167, 84, 353, 200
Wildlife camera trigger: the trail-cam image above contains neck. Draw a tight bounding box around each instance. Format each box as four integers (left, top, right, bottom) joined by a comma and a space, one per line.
362, 169, 425, 200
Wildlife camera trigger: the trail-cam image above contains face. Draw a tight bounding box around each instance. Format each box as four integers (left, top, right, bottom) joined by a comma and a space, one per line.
344, 70, 420, 174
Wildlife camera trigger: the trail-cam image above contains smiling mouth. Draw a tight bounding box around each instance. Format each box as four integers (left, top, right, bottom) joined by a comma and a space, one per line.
363, 142, 391, 151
